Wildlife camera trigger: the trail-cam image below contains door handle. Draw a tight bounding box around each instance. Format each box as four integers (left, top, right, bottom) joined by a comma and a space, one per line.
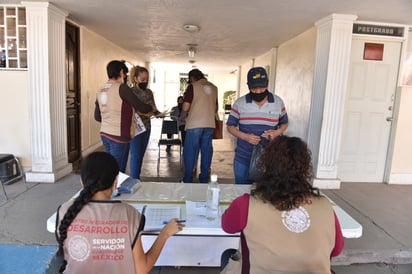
386, 117, 393, 122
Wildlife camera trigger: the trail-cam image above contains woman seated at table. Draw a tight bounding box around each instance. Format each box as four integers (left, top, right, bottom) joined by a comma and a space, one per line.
55, 151, 184, 274
221, 135, 344, 274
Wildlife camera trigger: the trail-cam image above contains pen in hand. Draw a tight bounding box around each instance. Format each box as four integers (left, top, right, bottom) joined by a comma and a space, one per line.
162, 219, 186, 225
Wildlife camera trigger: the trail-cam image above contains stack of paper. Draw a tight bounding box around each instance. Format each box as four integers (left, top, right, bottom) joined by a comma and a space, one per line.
143, 206, 181, 231
116, 172, 141, 194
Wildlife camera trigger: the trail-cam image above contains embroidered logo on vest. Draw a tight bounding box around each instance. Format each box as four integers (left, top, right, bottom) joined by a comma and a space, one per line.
281, 206, 311, 233
203, 85, 212, 95
68, 235, 91, 261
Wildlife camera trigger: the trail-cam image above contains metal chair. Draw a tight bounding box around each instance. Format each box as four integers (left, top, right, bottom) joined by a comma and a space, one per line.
157, 119, 182, 176
0, 154, 26, 200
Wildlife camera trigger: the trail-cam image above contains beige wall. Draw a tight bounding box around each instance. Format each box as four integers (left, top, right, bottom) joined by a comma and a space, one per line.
0, 71, 31, 165
275, 28, 317, 139
389, 86, 412, 182
79, 26, 145, 155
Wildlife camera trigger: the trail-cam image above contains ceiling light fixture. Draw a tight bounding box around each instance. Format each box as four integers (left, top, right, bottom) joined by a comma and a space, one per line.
187, 43, 197, 58
183, 24, 200, 33
188, 47, 196, 58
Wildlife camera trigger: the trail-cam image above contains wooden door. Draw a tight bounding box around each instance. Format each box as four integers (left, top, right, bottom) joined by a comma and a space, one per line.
66, 22, 81, 163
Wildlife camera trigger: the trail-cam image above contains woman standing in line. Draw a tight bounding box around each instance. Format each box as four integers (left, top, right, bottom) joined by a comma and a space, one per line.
94, 60, 152, 173
129, 66, 164, 180
221, 135, 344, 274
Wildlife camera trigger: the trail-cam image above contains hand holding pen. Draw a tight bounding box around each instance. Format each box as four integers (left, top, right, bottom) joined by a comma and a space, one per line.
162, 218, 185, 237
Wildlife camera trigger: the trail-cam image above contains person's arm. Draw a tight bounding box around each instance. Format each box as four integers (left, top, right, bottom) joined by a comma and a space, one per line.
148, 90, 162, 117
331, 211, 345, 257
182, 85, 193, 112
119, 84, 152, 114
133, 218, 183, 273
221, 194, 250, 233
94, 99, 101, 122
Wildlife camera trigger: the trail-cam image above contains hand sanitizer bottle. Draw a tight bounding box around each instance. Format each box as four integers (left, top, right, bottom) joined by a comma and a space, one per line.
206, 174, 220, 221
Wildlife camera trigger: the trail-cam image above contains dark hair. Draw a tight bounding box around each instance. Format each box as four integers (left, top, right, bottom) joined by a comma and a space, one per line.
120, 60, 129, 74
251, 135, 320, 211
56, 152, 119, 272
188, 68, 205, 83
106, 60, 124, 79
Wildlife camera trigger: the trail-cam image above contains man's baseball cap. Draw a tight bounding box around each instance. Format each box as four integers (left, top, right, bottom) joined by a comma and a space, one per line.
247, 67, 268, 88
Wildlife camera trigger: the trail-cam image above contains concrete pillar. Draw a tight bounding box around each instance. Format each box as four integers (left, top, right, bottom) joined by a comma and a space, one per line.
23, 2, 72, 182
308, 14, 357, 188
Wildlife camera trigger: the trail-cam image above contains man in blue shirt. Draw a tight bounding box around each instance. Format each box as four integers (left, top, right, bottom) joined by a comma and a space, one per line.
226, 67, 288, 184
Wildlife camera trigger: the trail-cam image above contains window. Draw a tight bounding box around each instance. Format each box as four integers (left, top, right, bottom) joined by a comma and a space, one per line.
0, 6, 27, 69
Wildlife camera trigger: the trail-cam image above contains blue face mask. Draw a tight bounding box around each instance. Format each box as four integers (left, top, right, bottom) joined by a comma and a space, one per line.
250, 90, 269, 102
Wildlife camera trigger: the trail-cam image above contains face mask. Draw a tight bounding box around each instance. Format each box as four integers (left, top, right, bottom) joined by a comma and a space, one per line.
250, 90, 269, 102
138, 82, 148, 90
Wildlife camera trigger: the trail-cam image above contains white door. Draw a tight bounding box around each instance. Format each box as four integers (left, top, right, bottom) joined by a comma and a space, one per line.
338, 37, 401, 182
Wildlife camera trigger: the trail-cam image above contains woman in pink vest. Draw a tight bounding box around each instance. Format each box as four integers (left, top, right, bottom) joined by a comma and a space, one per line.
222, 136, 344, 274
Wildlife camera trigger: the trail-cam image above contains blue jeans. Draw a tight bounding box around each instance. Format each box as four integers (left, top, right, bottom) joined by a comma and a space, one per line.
234, 159, 253, 184
130, 128, 151, 179
183, 128, 214, 183
101, 135, 130, 173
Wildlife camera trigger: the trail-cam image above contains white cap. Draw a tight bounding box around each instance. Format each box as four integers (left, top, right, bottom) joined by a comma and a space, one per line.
210, 174, 218, 182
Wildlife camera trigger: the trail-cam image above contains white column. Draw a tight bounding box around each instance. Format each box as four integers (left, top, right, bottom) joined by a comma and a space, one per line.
308, 14, 357, 188
23, 2, 72, 183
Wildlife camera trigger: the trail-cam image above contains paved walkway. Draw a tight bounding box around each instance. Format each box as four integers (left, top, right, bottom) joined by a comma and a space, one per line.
1, 118, 412, 273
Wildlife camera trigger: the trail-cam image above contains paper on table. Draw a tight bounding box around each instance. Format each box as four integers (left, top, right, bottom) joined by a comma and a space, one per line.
185, 200, 220, 228
143, 206, 181, 231
117, 172, 129, 187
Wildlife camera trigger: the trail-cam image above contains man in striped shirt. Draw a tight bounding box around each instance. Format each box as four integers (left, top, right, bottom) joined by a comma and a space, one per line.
226, 67, 288, 184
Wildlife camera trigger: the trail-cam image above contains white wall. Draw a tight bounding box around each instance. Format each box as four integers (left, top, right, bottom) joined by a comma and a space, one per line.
208, 71, 238, 114
239, 60, 254, 96
238, 50, 276, 98
275, 28, 317, 140
0, 71, 31, 165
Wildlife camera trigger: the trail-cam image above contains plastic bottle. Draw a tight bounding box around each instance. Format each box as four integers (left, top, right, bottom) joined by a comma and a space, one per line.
206, 173, 220, 221
0, 51, 6, 68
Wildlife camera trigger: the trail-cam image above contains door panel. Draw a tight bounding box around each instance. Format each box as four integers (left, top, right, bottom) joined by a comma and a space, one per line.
339, 38, 401, 182
66, 22, 81, 163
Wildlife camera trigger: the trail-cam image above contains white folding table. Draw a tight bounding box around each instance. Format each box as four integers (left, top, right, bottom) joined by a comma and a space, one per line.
47, 182, 362, 267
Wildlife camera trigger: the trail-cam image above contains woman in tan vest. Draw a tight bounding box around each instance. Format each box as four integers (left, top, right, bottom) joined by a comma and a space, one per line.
222, 136, 344, 274
56, 152, 183, 273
